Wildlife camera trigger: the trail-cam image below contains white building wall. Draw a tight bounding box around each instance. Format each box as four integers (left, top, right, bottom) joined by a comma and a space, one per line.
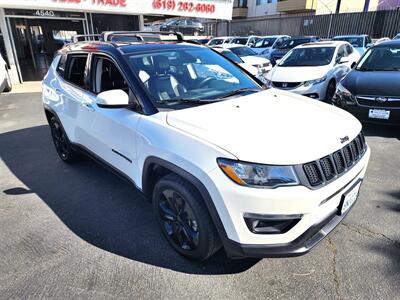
247, 0, 277, 17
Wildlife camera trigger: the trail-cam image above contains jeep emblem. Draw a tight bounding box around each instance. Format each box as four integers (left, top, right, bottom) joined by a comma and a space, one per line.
340, 136, 350, 144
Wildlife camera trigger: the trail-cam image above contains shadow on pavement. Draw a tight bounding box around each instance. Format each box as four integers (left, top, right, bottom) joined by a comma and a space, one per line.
362, 123, 400, 139
0, 125, 260, 275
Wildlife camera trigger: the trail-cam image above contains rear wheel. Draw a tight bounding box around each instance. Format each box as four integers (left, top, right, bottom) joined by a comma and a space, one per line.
325, 80, 336, 103
49, 116, 80, 163
153, 173, 220, 260
2, 69, 12, 93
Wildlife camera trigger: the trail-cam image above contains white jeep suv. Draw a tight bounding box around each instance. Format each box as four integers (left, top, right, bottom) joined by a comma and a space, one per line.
42, 32, 370, 260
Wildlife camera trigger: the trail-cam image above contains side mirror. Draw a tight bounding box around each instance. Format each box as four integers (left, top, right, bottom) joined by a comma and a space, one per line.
366, 43, 373, 48
96, 89, 129, 108
339, 57, 350, 64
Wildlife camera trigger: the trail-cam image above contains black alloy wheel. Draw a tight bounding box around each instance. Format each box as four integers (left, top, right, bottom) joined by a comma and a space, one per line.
158, 188, 200, 251
49, 116, 79, 163
325, 80, 336, 103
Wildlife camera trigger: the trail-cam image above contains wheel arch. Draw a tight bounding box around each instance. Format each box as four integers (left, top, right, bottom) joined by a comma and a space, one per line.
142, 156, 229, 246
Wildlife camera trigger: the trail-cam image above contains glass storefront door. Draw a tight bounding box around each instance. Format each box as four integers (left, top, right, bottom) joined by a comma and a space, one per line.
8, 18, 85, 81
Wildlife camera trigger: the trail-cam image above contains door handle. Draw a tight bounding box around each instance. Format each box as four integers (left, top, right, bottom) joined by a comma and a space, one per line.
82, 102, 95, 112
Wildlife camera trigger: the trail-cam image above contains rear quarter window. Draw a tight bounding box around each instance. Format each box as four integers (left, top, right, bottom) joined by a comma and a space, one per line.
57, 54, 67, 77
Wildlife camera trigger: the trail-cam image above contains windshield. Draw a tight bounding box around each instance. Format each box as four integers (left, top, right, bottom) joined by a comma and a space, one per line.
333, 37, 364, 48
208, 38, 224, 46
254, 37, 277, 48
220, 50, 243, 63
230, 38, 248, 45
230, 47, 257, 57
128, 47, 261, 108
356, 46, 400, 71
279, 47, 335, 67
276, 39, 311, 50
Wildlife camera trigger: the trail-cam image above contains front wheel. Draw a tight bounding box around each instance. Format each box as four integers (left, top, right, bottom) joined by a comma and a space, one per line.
153, 173, 221, 260
325, 80, 336, 104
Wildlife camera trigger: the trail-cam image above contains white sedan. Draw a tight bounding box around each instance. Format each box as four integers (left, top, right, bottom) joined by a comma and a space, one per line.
214, 44, 272, 75
266, 41, 360, 102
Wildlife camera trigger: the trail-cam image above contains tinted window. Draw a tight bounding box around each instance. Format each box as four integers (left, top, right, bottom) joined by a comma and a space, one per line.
208, 38, 225, 46
221, 50, 243, 63
356, 46, 400, 71
346, 44, 354, 55
333, 37, 364, 48
128, 47, 261, 108
231, 38, 248, 45
65, 54, 88, 88
92, 56, 128, 94
279, 47, 335, 67
254, 37, 276, 48
230, 47, 257, 57
57, 54, 67, 76
336, 45, 347, 62
277, 38, 311, 50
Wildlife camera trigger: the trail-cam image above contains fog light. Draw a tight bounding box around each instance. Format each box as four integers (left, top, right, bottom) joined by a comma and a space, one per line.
244, 213, 302, 234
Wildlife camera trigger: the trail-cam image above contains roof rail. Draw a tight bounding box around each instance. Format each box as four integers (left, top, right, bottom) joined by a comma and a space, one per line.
102, 31, 184, 42
72, 34, 102, 43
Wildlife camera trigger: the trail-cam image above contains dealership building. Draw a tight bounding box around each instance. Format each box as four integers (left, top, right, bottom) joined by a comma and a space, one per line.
0, 0, 233, 84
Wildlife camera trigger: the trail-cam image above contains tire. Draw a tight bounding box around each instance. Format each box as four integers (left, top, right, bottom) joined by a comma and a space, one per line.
49, 116, 80, 163
153, 173, 221, 260
325, 80, 336, 103
2, 69, 12, 93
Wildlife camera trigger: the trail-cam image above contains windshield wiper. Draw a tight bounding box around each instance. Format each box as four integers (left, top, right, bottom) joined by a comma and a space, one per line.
156, 98, 221, 105
216, 88, 261, 100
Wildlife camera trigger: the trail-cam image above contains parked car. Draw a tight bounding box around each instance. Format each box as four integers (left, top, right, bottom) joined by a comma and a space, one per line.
266, 41, 360, 102
332, 35, 373, 55
43, 32, 370, 260
206, 36, 233, 46
229, 36, 260, 47
212, 47, 267, 83
375, 37, 391, 45
0, 54, 12, 93
187, 37, 211, 45
251, 35, 291, 55
215, 44, 272, 75
393, 33, 400, 40
333, 39, 400, 125
267, 36, 320, 66
160, 19, 204, 35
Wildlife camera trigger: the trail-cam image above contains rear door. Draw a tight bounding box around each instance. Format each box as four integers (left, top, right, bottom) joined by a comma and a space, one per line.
54, 53, 89, 143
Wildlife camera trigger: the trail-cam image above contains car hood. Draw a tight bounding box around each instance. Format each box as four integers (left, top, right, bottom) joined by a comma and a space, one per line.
343, 70, 400, 96
241, 56, 270, 65
267, 65, 330, 82
239, 63, 258, 75
166, 89, 361, 165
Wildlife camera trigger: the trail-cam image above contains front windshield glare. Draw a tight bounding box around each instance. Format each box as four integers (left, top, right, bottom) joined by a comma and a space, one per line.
129, 48, 261, 106
356, 46, 400, 71
279, 47, 335, 67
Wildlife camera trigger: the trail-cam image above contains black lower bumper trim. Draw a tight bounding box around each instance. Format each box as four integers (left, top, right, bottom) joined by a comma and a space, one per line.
224, 206, 352, 259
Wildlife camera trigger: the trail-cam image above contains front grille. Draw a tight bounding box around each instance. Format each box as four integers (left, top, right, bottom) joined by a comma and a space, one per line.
273, 81, 302, 89
356, 96, 400, 109
303, 132, 367, 187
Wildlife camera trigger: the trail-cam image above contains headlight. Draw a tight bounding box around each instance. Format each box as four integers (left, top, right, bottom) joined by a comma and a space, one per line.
336, 82, 356, 104
303, 76, 327, 87
217, 158, 299, 188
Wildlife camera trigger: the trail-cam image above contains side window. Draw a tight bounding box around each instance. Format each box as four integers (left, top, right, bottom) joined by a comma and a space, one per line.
336, 46, 346, 62
65, 54, 88, 88
57, 54, 67, 77
346, 44, 353, 55
92, 56, 129, 94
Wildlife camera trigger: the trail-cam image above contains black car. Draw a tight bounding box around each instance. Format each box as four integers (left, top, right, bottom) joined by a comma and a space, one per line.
333, 40, 400, 125
267, 36, 320, 66
160, 19, 204, 35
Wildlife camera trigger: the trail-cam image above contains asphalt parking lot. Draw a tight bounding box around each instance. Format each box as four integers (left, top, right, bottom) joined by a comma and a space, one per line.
0, 90, 399, 299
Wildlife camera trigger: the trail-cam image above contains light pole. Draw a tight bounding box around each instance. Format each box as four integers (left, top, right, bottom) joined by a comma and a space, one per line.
319, 0, 334, 38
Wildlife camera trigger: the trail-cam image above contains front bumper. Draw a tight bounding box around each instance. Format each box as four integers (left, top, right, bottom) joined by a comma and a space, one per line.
273, 81, 328, 101
203, 147, 370, 258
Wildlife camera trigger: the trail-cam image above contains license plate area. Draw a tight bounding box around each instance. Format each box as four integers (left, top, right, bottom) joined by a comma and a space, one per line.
338, 180, 362, 215
369, 109, 390, 120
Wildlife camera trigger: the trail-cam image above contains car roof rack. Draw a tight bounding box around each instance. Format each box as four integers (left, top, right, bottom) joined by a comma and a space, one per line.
72, 34, 102, 43
102, 31, 184, 42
